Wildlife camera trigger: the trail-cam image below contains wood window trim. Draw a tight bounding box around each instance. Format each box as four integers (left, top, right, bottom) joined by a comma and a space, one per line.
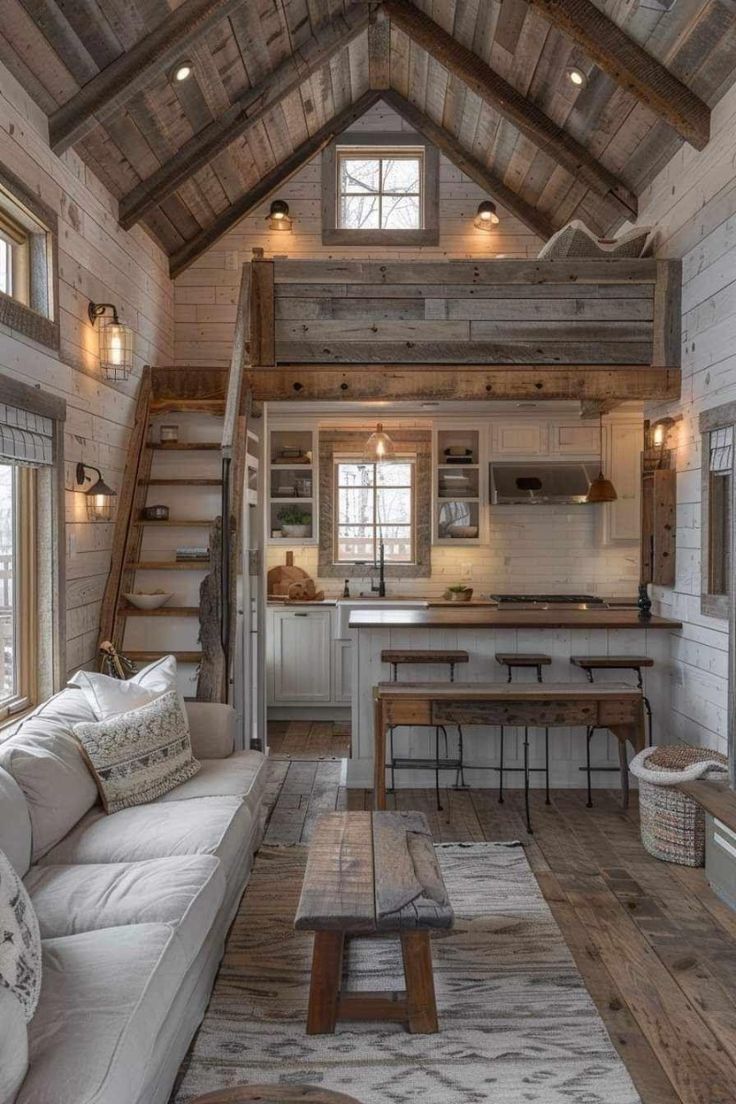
318, 429, 431, 578
0, 163, 59, 352
332, 457, 416, 566
699, 401, 736, 620
0, 371, 66, 702
321, 131, 440, 247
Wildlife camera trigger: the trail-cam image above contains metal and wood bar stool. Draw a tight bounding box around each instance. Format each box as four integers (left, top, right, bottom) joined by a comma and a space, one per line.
570, 655, 654, 808
494, 653, 552, 833
381, 648, 469, 811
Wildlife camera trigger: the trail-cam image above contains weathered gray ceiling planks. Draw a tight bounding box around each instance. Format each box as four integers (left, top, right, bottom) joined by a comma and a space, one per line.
2, 0, 735, 272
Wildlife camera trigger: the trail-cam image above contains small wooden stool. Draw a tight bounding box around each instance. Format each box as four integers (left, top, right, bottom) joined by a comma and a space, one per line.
494, 653, 553, 831
381, 648, 470, 809
571, 655, 654, 807
295, 810, 453, 1036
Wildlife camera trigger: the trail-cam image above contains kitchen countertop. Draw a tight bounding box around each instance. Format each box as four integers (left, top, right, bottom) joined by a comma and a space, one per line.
348, 607, 681, 630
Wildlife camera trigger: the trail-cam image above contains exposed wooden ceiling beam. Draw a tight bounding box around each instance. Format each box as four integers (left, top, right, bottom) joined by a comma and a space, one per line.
245, 365, 681, 403
383, 0, 638, 219
382, 90, 554, 241
49, 0, 247, 155
525, 0, 710, 150
119, 4, 369, 230
168, 90, 382, 279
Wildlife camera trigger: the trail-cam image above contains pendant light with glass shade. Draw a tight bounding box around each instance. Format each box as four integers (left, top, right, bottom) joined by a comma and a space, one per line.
363, 423, 395, 462
586, 414, 617, 503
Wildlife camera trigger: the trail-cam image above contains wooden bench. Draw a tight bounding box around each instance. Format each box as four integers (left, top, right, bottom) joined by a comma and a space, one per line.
295, 810, 453, 1035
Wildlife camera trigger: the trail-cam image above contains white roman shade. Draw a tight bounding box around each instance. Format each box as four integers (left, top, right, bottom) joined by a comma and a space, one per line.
0, 402, 54, 465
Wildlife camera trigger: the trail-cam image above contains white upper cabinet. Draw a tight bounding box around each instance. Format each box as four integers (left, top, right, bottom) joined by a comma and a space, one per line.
550, 423, 601, 456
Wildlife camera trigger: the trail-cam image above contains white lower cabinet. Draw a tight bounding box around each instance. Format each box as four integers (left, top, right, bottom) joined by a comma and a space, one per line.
268, 607, 332, 704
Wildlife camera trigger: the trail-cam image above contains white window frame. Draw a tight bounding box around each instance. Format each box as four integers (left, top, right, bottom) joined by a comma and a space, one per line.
336, 146, 424, 232
0, 464, 38, 720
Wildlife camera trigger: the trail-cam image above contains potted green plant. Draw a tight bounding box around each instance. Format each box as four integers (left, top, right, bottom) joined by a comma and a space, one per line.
443, 582, 473, 602
277, 505, 312, 538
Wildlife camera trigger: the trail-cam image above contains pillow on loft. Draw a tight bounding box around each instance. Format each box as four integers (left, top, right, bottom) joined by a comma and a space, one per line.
73, 691, 200, 814
0, 847, 42, 1023
69, 654, 181, 720
537, 219, 651, 259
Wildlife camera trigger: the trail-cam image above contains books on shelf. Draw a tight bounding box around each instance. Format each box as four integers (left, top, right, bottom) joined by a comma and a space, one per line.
175, 547, 209, 562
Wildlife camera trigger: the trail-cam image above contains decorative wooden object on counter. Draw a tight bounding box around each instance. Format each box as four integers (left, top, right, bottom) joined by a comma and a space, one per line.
267, 551, 324, 602
372, 682, 646, 812
295, 811, 453, 1036
641, 444, 676, 587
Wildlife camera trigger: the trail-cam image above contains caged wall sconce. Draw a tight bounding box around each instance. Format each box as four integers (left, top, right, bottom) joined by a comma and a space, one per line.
76, 462, 117, 522
88, 301, 134, 381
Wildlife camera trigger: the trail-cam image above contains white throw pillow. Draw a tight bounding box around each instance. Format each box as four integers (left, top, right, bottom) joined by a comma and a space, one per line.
0, 848, 41, 1023
69, 654, 180, 720
0, 984, 28, 1103
73, 690, 200, 814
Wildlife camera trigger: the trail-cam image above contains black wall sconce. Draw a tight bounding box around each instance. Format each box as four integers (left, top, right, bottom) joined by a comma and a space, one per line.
76, 463, 117, 522
88, 301, 134, 381
474, 200, 499, 230
267, 199, 293, 231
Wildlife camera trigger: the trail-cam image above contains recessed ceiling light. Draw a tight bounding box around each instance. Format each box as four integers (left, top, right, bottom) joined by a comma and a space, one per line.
172, 60, 193, 83
566, 66, 588, 89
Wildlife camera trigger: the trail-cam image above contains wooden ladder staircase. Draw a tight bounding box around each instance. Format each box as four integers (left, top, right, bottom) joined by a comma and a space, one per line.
98, 266, 252, 703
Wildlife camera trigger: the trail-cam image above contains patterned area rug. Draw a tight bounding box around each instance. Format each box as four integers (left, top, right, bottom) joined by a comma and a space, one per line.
173, 842, 641, 1103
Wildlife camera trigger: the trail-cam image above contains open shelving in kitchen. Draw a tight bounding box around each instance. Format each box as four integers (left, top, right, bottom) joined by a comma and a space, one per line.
268, 428, 316, 544
434, 427, 482, 544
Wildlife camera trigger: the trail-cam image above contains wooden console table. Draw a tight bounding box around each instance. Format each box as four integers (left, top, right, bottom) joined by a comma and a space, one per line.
372, 682, 646, 824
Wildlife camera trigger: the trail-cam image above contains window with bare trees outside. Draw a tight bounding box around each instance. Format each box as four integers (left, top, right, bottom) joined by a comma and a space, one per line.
334, 459, 415, 565
337, 149, 423, 230
322, 132, 439, 246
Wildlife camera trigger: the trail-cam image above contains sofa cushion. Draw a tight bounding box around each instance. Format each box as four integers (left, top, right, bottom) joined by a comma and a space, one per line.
0, 984, 28, 1104
39, 796, 254, 883
158, 750, 267, 818
68, 654, 181, 720
25, 854, 224, 969
73, 691, 199, 814
19, 923, 186, 1104
0, 766, 32, 877
0, 848, 42, 1023
0, 689, 99, 862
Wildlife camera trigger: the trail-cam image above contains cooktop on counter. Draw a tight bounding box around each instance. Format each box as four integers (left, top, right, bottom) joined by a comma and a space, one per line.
488, 594, 607, 609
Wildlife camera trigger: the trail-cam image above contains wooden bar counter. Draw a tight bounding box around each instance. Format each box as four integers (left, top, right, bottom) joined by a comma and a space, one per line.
347, 605, 681, 792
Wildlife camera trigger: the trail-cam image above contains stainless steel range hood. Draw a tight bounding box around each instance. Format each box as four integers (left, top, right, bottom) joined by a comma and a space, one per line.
489, 461, 599, 505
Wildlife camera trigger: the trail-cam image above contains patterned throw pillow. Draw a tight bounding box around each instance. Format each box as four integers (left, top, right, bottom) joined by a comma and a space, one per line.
73, 690, 200, 814
0, 848, 42, 1023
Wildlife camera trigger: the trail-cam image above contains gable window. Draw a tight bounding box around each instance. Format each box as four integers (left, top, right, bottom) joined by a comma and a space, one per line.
334, 459, 415, 564
338, 149, 422, 231
0, 166, 58, 351
322, 131, 439, 246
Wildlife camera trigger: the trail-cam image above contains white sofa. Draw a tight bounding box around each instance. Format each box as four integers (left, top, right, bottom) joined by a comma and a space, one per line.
0, 686, 268, 1104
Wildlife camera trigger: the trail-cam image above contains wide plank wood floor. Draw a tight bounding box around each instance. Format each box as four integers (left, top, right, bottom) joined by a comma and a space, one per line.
262, 729, 736, 1104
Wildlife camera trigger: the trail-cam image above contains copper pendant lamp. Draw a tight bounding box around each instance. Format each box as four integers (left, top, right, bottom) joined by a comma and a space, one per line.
586, 414, 617, 504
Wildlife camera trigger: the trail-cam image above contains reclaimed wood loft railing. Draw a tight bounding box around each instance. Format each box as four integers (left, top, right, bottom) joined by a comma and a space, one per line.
243, 256, 681, 406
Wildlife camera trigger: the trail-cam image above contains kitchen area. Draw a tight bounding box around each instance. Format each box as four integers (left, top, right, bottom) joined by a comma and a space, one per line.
263, 401, 681, 793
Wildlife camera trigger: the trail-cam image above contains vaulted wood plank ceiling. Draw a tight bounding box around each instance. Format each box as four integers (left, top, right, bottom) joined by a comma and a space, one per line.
2, 0, 735, 276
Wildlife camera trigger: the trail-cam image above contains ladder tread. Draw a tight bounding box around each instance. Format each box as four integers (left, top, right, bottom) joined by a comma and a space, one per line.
127, 651, 201, 662
141, 478, 222, 486
120, 606, 199, 617
136, 518, 213, 526
149, 443, 220, 450
125, 561, 210, 570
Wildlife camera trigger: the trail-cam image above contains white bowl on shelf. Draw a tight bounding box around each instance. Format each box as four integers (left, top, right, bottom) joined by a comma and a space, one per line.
124, 592, 173, 610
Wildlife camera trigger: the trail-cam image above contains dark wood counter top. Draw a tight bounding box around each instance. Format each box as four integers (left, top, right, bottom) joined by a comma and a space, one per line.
349, 607, 681, 630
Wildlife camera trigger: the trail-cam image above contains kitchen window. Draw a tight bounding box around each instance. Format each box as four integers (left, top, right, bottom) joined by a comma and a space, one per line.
334, 459, 415, 565
322, 132, 439, 246
0, 462, 37, 719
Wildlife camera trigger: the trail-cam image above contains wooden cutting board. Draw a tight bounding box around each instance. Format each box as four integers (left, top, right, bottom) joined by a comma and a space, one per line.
267, 551, 323, 602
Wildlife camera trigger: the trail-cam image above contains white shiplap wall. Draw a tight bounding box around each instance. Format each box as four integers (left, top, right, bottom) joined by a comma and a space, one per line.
0, 61, 174, 677
173, 101, 543, 366
636, 80, 736, 755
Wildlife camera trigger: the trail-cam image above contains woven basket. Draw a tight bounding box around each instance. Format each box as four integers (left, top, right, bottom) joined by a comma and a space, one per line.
631, 745, 728, 866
